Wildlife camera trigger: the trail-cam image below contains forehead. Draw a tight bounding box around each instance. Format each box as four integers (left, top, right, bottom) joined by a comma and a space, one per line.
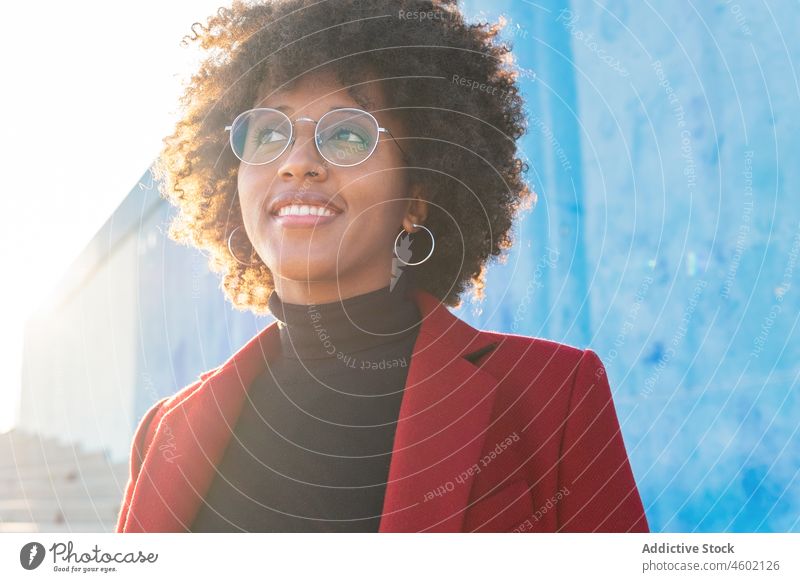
252, 70, 382, 112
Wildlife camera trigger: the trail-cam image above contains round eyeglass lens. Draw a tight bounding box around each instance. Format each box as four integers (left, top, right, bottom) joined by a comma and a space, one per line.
316, 109, 379, 166
230, 109, 292, 164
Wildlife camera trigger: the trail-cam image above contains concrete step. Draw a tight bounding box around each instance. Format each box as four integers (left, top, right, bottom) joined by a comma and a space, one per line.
0, 436, 68, 455
0, 450, 107, 469
0, 429, 61, 445
0, 441, 66, 456
0, 429, 128, 534
0, 472, 130, 498
0, 449, 112, 470
0, 460, 127, 483
0, 478, 127, 500
0, 521, 117, 533
0, 498, 121, 522
0, 444, 65, 453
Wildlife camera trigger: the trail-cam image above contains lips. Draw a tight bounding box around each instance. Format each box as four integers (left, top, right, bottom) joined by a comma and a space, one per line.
268, 191, 344, 215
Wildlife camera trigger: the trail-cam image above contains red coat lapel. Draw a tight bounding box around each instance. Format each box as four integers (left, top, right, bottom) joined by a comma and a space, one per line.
123, 287, 501, 532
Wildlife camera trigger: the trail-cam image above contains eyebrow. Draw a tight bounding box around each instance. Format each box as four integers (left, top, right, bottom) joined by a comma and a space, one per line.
269, 105, 354, 115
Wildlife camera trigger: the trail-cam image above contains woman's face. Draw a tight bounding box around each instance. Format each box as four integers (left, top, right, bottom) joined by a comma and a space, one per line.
236, 70, 425, 304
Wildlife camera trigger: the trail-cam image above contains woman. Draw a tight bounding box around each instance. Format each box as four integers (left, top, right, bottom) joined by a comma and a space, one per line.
116, 0, 648, 533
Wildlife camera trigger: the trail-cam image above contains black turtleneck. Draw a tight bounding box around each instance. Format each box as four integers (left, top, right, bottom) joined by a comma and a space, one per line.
189, 271, 422, 532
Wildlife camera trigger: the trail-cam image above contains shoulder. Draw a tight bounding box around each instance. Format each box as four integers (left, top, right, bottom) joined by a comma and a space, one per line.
131, 366, 221, 450
128, 368, 220, 471
467, 328, 608, 404
147, 365, 223, 416
469, 328, 588, 374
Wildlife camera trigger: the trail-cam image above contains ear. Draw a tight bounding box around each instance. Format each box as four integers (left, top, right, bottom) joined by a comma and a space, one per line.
402, 182, 429, 232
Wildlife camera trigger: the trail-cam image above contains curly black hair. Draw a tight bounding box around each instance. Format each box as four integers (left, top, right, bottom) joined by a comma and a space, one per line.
154, 0, 534, 314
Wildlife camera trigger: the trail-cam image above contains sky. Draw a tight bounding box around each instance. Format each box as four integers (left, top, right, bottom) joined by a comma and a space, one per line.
0, 1, 227, 432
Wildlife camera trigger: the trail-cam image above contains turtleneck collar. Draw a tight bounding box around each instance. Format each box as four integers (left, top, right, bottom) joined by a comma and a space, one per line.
267, 271, 422, 360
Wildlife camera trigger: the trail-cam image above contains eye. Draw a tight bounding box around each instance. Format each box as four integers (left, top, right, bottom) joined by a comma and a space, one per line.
254, 126, 289, 146
329, 127, 369, 145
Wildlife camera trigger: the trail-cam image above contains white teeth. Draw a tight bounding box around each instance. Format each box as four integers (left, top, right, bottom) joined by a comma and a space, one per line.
277, 204, 336, 217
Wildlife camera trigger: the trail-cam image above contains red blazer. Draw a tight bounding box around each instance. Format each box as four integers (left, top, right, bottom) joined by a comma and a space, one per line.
115, 286, 648, 533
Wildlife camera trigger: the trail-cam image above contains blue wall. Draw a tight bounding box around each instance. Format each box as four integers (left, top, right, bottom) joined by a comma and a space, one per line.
459, 0, 800, 532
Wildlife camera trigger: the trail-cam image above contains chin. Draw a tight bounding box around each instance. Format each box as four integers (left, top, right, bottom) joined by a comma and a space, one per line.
269, 262, 344, 284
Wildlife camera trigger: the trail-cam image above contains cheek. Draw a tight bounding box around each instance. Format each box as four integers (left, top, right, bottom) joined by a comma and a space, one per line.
351, 169, 407, 212
237, 167, 272, 224
342, 175, 406, 240
237, 168, 256, 207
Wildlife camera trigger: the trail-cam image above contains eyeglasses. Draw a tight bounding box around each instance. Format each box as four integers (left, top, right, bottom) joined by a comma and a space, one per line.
225, 107, 407, 167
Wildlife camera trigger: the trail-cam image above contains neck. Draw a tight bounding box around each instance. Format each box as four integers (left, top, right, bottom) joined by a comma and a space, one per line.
268, 269, 421, 360
271, 264, 399, 305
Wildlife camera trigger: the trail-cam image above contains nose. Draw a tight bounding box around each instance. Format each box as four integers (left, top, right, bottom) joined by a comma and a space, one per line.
276, 122, 328, 181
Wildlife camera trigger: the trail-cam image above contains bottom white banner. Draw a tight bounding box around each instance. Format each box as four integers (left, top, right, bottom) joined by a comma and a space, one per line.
0, 533, 797, 581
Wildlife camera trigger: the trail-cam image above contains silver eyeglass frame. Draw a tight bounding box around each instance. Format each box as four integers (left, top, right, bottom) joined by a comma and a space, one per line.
224, 107, 407, 168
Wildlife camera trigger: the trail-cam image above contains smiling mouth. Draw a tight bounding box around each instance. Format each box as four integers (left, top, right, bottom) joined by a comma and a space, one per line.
270, 203, 342, 228
272, 203, 340, 218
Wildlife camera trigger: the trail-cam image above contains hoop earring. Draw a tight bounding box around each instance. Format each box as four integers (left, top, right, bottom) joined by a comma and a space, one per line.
227, 225, 259, 266
394, 223, 434, 266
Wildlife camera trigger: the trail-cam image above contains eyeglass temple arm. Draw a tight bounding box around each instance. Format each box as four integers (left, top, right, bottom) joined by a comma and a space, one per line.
380, 128, 410, 164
